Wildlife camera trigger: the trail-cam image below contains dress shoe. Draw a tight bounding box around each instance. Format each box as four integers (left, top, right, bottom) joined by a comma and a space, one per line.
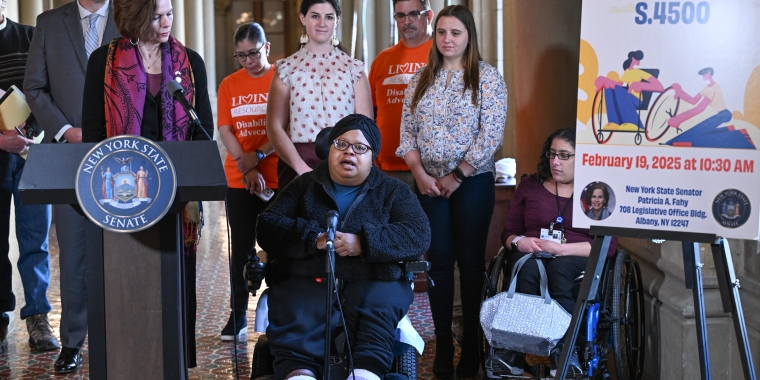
26, 313, 60, 351
55, 347, 83, 374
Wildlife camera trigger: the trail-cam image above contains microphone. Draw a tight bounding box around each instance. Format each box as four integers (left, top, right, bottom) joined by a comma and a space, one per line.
166, 80, 212, 141
325, 210, 339, 247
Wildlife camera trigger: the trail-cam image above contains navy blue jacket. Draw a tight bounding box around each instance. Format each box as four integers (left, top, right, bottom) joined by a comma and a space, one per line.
257, 161, 431, 283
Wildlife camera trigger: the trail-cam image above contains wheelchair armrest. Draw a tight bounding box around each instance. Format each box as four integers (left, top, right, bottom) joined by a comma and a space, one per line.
404, 261, 430, 274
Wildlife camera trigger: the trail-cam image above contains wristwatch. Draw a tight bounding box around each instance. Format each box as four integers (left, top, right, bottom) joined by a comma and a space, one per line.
511, 235, 525, 252
255, 150, 266, 161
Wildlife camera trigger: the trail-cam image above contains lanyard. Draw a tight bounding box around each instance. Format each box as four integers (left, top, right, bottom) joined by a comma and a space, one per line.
551, 181, 572, 234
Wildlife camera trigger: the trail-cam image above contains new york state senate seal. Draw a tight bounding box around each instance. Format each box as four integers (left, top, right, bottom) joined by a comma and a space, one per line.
76, 136, 177, 233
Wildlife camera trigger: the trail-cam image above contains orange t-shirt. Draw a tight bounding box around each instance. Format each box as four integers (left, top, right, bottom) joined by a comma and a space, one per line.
369, 38, 432, 171
217, 67, 279, 189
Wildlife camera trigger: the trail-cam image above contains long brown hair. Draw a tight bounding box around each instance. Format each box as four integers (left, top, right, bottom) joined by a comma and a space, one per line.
410, 5, 481, 113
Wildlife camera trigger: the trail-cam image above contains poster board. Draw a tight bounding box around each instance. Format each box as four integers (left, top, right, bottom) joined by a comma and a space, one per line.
574, 0, 760, 239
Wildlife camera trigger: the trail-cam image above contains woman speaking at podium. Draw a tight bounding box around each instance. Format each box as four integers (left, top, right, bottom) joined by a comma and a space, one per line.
81, 0, 214, 368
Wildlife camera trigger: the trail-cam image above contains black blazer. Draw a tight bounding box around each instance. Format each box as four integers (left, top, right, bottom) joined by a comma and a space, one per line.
81, 41, 214, 143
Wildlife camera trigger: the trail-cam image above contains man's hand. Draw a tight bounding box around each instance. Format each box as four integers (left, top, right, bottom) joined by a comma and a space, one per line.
334, 232, 361, 257
0, 130, 33, 154
63, 127, 82, 143
236, 152, 260, 175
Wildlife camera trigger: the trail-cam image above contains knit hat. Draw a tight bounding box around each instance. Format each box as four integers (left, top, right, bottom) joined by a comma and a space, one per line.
328, 114, 381, 160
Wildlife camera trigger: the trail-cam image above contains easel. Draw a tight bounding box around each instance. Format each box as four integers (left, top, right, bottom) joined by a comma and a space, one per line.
556, 226, 756, 380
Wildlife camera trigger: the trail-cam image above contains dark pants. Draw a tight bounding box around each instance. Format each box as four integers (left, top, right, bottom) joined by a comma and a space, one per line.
508, 251, 588, 342
225, 187, 274, 315
267, 276, 413, 379
418, 172, 494, 370
0, 153, 52, 325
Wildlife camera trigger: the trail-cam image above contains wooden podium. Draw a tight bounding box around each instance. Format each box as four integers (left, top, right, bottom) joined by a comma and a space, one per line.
18, 141, 226, 380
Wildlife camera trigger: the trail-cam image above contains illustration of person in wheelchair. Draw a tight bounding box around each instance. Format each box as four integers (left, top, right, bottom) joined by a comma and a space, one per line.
254, 114, 431, 380
480, 128, 644, 379
662, 67, 755, 149
592, 50, 667, 145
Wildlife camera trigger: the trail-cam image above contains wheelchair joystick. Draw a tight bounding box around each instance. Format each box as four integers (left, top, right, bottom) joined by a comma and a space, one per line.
244, 249, 266, 295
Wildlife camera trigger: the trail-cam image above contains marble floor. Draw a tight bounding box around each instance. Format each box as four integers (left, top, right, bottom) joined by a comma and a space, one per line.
0, 201, 458, 379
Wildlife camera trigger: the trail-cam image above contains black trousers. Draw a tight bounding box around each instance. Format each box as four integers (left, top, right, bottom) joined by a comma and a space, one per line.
226, 187, 275, 315
267, 276, 413, 379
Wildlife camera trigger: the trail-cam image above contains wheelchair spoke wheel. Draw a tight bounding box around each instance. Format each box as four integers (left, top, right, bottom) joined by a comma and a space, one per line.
610, 251, 646, 380
480, 248, 509, 372
592, 90, 614, 144
645, 87, 680, 142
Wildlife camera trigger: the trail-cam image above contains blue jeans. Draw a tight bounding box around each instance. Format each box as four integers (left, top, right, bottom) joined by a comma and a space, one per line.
418, 172, 494, 369
0, 152, 52, 322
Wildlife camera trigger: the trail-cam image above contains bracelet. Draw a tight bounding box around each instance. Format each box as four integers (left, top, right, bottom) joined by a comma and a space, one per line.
452, 167, 466, 182
451, 174, 462, 183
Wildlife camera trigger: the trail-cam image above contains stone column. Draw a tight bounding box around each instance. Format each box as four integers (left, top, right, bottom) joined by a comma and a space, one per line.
184, 0, 204, 58
5, 0, 20, 23
19, 0, 44, 26
171, 0, 186, 45
202, 0, 216, 93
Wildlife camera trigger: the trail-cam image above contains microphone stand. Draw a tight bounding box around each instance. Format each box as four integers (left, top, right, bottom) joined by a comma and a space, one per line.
324, 233, 336, 380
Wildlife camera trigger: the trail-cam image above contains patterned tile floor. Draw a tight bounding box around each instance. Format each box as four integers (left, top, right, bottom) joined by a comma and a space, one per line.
0, 201, 458, 379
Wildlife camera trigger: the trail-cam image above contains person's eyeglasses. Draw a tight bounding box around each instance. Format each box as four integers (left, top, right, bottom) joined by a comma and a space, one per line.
546, 151, 575, 160
333, 139, 371, 154
393, 10, 429, 22
233, 43, 266, 63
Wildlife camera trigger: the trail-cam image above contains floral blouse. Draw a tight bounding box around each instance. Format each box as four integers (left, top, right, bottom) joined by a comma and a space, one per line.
396, 61, 508, 179
275, 47, 365, 143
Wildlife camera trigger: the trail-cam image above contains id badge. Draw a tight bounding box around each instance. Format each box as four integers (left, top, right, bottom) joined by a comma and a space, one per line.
540, 228, 563, 244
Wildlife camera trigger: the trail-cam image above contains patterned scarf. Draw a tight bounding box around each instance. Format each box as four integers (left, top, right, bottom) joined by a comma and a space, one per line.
103, 36, 195, 141
103, 36, 202, 254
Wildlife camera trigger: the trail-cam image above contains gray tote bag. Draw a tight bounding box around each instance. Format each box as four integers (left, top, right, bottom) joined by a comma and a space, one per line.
479, 254, 572, 356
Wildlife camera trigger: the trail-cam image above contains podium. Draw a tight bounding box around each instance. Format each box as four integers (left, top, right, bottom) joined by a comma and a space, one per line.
18, 141, 227, 380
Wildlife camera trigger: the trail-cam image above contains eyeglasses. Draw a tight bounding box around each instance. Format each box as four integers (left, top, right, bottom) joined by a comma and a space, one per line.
333, 139, 371, 155
233, 43, 266, 63
546, 151, 575, 160
393, 9, 429, 22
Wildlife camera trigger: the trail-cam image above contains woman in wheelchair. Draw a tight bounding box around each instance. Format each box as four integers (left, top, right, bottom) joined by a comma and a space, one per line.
594, 50, 664, 130
486, 128, 617, 378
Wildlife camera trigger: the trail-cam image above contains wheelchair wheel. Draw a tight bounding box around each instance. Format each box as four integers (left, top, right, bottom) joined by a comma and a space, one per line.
392, 344, 417, 380
592, 90, 613, 144
610, 251, 645, 380
251, 334, 275, 380
645, 87, 680, 142
480, 248, 509, 372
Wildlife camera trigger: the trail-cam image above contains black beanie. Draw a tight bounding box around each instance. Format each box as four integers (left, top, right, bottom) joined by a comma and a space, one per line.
328, 114, 382, 160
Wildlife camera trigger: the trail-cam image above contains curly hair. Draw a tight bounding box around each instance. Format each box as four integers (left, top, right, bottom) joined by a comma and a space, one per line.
532, 127, 576, 182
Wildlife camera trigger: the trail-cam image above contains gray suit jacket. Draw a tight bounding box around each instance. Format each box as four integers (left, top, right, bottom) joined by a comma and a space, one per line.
24, 1, 120, 143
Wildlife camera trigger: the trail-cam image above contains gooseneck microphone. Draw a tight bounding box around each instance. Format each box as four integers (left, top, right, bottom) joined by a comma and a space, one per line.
166, 80, 211, 141
325, 210, 339, 247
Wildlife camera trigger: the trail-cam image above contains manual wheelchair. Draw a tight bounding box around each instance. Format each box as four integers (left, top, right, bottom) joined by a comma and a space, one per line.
480, 248, 645, 379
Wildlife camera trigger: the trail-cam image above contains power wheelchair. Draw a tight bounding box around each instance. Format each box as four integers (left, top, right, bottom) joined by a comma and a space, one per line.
245, 253, 426, 380
480, 248, 645, 379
